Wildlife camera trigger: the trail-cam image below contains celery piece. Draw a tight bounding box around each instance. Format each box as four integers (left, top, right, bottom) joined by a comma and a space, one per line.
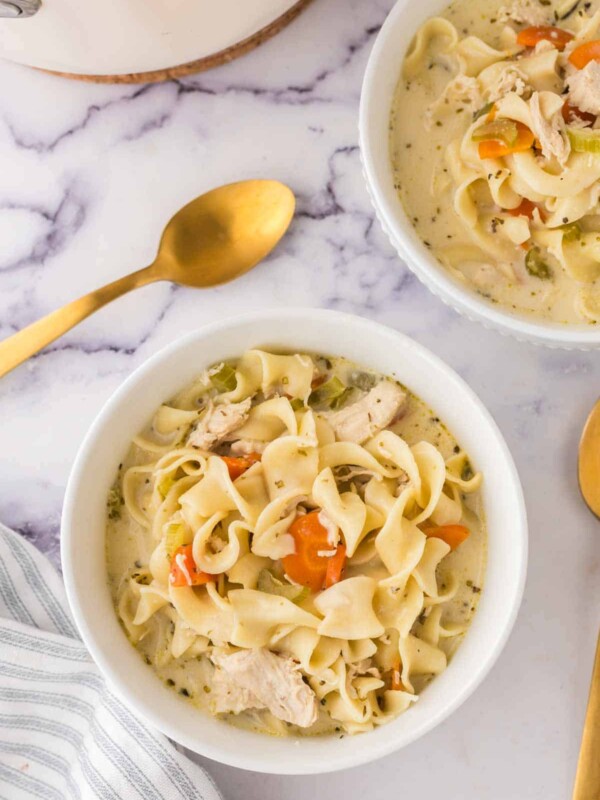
349, 370, 377, 391
290, 398, 305, 411
472, 119, 518, 146
309, 375, 346, 407
331, 387, 359, 410
165, 523, 191, 559
525, 247, 553, 280
257, 569, 309, 602
209, 362, 237, 393
567, 127, 600, 154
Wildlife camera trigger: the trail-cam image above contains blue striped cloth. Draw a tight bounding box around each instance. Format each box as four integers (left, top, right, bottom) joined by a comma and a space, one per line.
0, 524, 223, 800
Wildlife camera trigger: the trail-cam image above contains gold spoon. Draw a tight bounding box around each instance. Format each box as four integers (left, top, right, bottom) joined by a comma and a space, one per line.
0, 179, 295, 378
574, 399, 600, 800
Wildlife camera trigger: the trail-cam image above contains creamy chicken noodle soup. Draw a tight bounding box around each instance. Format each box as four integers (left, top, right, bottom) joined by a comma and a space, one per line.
391, 0, 600, 324
106, 350, 486, 737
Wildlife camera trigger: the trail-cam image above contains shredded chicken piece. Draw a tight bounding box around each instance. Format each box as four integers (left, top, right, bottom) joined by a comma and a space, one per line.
487, 66, 527, 103
211, 667, 264, 715
229, 438, 267, 456
567, 61, 600, 116
211, 649, 318, 727
529, 91, 570, 165
498, 0, 549, 26
326, 382, 407, 445
187, 398, 251, 451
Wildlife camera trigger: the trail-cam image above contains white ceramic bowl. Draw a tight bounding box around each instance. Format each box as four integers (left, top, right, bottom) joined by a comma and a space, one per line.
62, 309, 527, 774
359, 0, 600, 350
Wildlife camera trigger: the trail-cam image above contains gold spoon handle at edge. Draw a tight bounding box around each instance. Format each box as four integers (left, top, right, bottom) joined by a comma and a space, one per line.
0, 266, 157, 379
573, 631, 600, 800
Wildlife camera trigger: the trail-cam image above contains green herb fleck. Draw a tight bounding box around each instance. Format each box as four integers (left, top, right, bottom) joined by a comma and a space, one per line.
107, 485, 124, 520
525, 247, 553, 280
461, 460, 474, 481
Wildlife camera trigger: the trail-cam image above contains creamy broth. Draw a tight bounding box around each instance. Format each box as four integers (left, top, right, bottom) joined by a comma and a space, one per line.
106, 351, 486, 738
391, 0, 600, 325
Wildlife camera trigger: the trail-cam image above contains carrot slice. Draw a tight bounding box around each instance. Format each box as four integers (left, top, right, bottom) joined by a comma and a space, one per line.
478, 122, 534, 159
221, 452, 262, 481
283, 510, 340, 591
508, 198, 537, 220
169, 545, 215, 587
425, 524, 470, 551
569, 39, 600, 69
517, 26, 573, 51
324, 544, 346, 589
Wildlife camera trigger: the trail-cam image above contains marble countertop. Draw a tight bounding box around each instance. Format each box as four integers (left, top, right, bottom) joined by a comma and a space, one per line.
0, 0, 599, 797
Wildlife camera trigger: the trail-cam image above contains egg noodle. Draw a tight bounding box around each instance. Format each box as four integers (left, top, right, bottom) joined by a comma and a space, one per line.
106, 350, 485, 736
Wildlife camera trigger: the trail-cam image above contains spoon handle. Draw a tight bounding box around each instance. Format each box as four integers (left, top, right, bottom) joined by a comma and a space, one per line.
0, 266, 156, 379
572, 631, 600, 800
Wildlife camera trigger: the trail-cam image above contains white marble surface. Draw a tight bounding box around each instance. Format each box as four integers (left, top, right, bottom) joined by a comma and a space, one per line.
0, 0, 599, 797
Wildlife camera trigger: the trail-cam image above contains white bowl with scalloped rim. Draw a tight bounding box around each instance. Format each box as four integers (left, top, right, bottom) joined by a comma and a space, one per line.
359, 0, 600, 350
61, 308, 527, 774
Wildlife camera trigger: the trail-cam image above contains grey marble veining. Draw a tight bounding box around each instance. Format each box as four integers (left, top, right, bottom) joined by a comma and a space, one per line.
0, 0, 599, 797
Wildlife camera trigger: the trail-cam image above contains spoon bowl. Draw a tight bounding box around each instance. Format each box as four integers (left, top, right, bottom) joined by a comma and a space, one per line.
578, 398, 600, 519
0, 179, 295, 378
155, 180, 295, 287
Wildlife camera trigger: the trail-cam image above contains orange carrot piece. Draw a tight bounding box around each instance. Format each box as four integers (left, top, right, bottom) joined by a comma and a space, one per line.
517, 26, 573, 51
324, 544, 347, 589
282, 511, 335, 591
569, 39, 600, 69
390, 661, 407, 692
426, 524, 470, 551
221, 452, 262, 481
508, 198, 537, 220
478, 122, 534, 159
169, 544, 215, 588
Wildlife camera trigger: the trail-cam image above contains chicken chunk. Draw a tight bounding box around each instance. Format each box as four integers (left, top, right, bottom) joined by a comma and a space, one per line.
326, 382, 407, 445
187, 398, 251, 451
529, 91, 570, 166
211, 667, 264, 715
498, 0, 548, 26
211, 648, 318, 727
567, 61, 600, 117
229, 438, 267, 456
487, 67, 527, 103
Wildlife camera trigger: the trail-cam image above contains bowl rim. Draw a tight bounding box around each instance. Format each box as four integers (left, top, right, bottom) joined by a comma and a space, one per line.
358, 0, 600, 350
61, 308, 528, 774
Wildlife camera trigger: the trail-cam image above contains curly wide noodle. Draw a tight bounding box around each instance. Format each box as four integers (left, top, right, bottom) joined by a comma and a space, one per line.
108, 349, 484, 736
393, 0, 600, 323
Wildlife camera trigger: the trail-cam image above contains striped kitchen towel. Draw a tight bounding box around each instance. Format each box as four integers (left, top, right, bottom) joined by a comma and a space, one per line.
0, 523, 223, 800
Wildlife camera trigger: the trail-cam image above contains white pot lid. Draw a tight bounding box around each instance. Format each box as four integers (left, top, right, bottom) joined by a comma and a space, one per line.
0, 0, 303, 76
